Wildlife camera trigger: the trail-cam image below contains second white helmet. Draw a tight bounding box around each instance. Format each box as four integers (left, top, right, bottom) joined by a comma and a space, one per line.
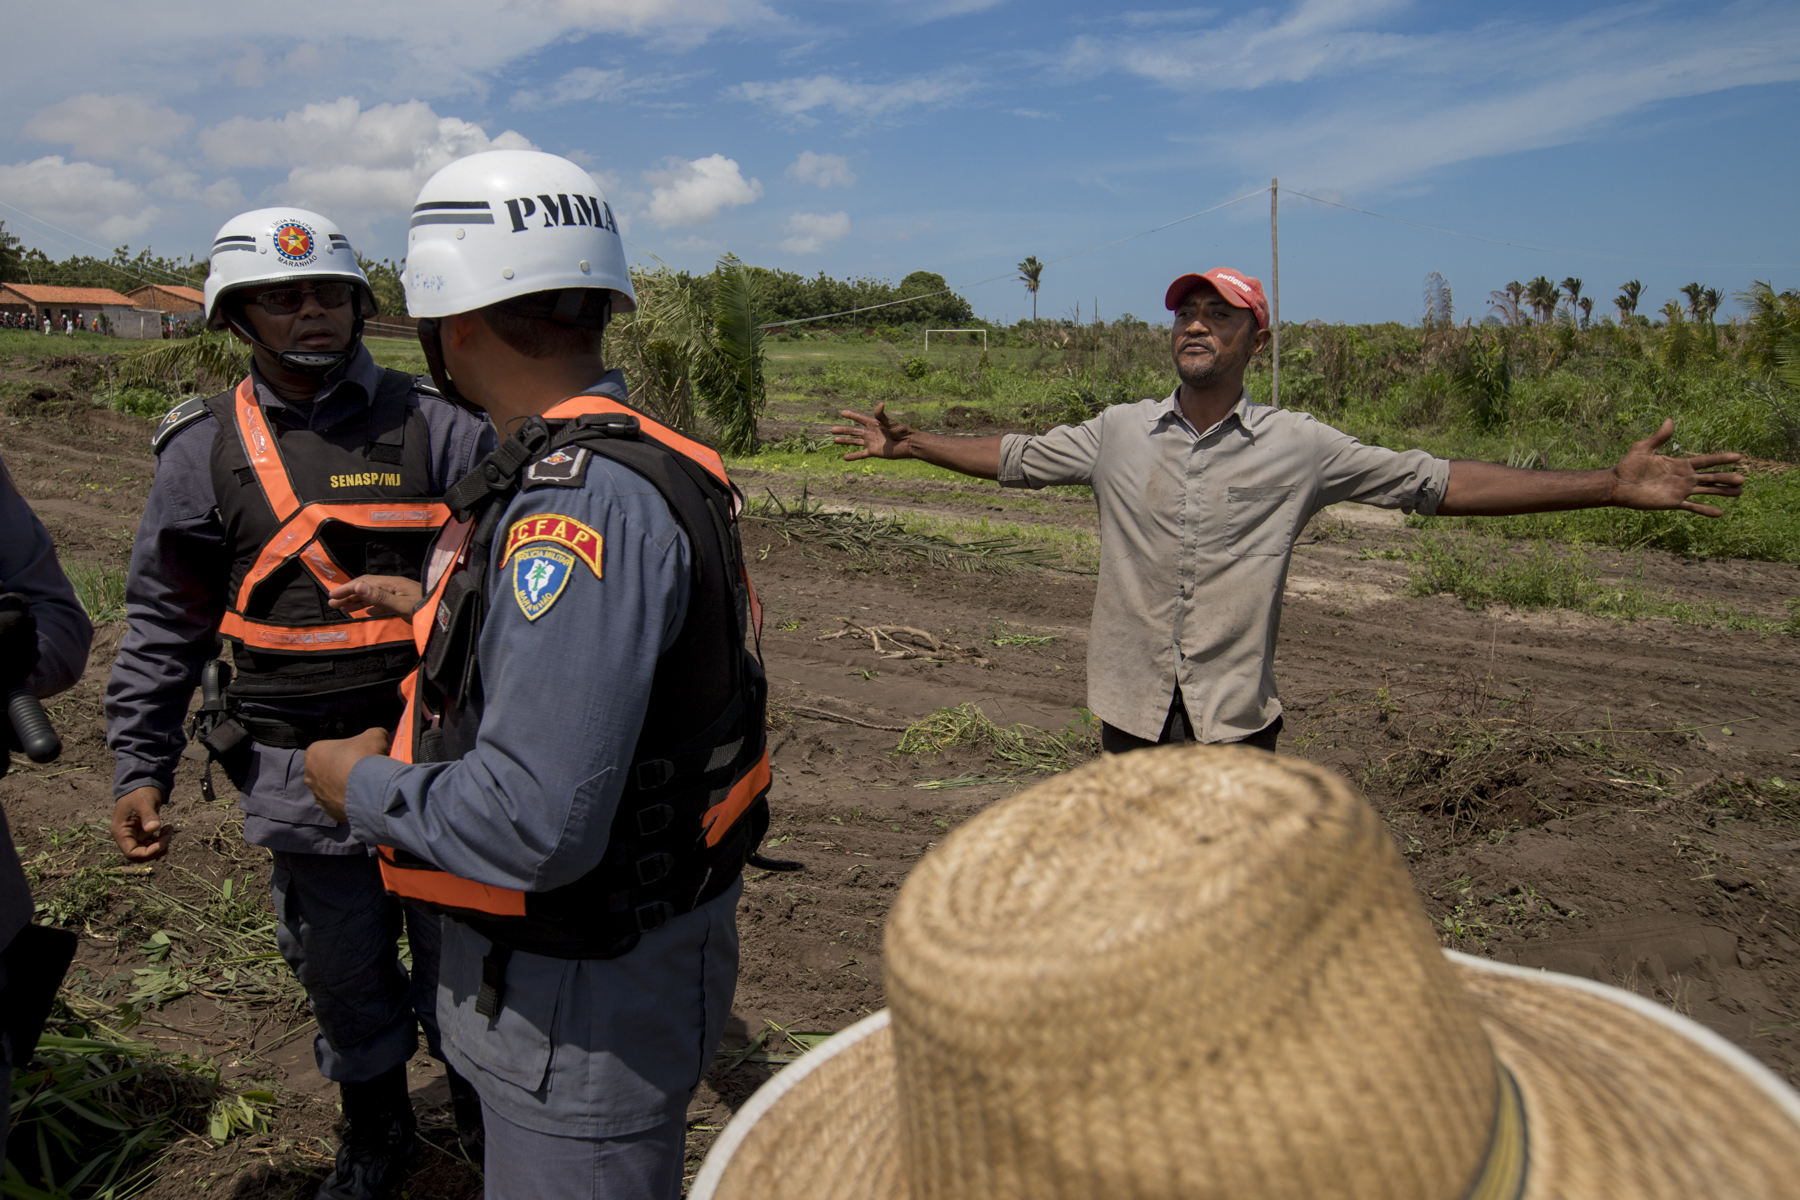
405, 150, 635, 319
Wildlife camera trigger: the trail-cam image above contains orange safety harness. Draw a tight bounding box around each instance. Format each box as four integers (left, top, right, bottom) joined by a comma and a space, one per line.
217, 376, 449, 653
376, 393, 774, 962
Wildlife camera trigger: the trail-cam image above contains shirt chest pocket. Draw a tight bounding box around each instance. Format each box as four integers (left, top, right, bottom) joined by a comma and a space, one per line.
1225, 485, 1298, 558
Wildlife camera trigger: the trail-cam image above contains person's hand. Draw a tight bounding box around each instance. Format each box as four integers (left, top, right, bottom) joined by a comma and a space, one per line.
112, 786, 170, 861
1609, 420, 1745, 517
831, 404, 916, 461
303, 727, 392, 823
327, 576, 424, 618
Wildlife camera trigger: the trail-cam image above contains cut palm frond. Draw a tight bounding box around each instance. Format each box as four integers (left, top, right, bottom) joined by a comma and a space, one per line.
111, 333, 249, 393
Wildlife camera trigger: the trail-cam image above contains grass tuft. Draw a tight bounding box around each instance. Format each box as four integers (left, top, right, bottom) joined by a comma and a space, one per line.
897, 702, 1096, 775
66, 563, 128, 624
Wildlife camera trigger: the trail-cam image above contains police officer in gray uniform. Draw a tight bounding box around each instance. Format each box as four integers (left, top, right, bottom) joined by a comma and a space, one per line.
105, 208, 493, 1199
1, 453, 94, 1153
304, 150, 771, 1200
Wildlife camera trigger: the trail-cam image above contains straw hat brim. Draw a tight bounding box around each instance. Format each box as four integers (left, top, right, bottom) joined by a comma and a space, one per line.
692, 952, 1800, 1200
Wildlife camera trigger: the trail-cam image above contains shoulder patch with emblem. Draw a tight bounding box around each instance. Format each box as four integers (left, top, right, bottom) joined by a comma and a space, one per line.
502, 513, 603, 578
512, 546, 575, 620
523, 447, 592, 490
151, 395, 211, 453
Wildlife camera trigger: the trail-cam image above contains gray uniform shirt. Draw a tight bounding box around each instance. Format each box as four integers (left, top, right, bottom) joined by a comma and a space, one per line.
2, 455, 95, 956
345, 372, 737, 1138
999, 390, 1449, 742
104, 347, 494, 854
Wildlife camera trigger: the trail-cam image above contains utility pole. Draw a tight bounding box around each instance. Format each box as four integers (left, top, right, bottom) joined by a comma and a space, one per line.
1270, 177, 1281, 408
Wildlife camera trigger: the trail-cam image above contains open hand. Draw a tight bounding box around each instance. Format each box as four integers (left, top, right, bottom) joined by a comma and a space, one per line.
303, 727, 392, 823
111, 785, 170, 861
327, 575, 424, 618
1610, 420, 1745, 517
831, 404, 915, 460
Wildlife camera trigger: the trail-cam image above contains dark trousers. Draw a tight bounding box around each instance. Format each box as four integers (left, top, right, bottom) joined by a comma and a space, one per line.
270, 850, 444, 1083
1100, 689, 1282, 755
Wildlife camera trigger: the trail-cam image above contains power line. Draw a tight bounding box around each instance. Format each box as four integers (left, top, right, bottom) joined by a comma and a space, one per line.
1280, 189, 1800, 271
0, 198, 210, 290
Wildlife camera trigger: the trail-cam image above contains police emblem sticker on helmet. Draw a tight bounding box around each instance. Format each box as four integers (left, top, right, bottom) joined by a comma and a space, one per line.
272, 221, 318, 266
513, 547, 575, 620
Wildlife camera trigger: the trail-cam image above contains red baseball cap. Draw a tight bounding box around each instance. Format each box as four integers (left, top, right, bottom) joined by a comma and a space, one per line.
1164, 268, 1268, 329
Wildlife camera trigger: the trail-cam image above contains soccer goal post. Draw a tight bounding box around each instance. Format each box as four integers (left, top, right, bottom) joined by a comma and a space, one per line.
923, 329, 988, 352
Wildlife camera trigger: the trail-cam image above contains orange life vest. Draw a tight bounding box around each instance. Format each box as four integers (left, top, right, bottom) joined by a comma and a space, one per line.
376, 392, 770, 959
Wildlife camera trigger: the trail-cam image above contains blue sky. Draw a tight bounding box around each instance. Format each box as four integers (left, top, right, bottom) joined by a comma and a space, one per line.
3, 0, 1797, 325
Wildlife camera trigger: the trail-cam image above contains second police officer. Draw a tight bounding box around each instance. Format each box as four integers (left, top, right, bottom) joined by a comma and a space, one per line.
303, 149, 772, 1199
104, 207, 495, 1200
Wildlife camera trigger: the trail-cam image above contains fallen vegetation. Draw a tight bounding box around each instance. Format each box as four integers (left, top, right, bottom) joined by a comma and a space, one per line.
742, 486, 1056, 572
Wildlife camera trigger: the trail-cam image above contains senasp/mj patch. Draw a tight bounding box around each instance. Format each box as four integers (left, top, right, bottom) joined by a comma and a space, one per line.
512, 547, 576, 621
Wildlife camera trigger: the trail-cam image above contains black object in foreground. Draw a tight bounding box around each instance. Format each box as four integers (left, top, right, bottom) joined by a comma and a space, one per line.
7, 683, 61, 764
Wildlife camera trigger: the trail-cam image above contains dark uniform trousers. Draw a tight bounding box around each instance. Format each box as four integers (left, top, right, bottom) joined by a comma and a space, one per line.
270, 851, 444, 1080
1099, 687, 1283, 755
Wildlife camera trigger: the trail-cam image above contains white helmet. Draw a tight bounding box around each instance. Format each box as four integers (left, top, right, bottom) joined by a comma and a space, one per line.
404, 149, 635, 319
204, 207, 376, 375
204, 207, 375, 328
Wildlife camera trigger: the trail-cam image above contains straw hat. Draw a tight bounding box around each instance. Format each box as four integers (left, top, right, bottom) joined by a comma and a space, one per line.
694, 747, 1800, 1200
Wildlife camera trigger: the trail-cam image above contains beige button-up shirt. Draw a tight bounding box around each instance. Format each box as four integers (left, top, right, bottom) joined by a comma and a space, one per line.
999, 390, 1449, 742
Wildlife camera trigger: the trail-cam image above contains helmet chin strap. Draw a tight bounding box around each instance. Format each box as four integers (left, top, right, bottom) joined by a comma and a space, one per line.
225, 292, 366, 378
415, 318, 487, 417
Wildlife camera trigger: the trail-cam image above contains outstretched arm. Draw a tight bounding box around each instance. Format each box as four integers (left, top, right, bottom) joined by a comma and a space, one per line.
831, 403, 1003, 480
1438, 420, 1744, 517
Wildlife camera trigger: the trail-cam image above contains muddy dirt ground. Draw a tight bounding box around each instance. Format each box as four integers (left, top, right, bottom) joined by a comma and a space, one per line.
4, 360, 1800, 1196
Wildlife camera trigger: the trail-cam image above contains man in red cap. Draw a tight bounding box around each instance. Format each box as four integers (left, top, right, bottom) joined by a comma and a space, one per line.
831, 269, 1743, 754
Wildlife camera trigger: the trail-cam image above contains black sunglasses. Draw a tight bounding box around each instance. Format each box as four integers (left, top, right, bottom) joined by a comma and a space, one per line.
247, 281, 356, 315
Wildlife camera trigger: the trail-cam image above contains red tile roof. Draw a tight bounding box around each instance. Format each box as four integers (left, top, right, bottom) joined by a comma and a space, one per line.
126, 284, 206, 309
0, 284, 137, 306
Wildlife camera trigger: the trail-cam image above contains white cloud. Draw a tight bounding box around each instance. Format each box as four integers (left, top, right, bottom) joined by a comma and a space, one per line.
0, 155, 154, 239
198, 98, 535, 229
731, 70, 980, 123
510, 65, 694, 110
644, 154, 762, 227
779, 210, 850, 254
0, 1, 778, 109
785, 151, 856, 188
23, 94, 192, 166
1005, 108, 1057, 119
1064, 2, 1800, 195
149, 171, 244, 208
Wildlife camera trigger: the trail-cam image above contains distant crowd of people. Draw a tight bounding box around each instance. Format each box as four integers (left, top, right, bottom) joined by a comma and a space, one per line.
0, 310, 198, 337
0, 310, 98, 335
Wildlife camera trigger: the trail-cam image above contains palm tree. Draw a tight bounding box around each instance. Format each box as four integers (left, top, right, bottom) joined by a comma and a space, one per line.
1701, 287, 1723, 324
1578, 296, 1593, 329
1616, 280, 1642, 324
1524, 276, 1559, 324
1560, 277, 1583, 323
1017, 256, 1044, 322
1680, 282, 1705, 320
1504, 280, 1526, 313
1488, 290, 1523, 327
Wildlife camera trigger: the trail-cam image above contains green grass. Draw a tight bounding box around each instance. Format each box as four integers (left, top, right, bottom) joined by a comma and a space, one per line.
66, 564, 128, 624
0, 329, 140, 362
1412, 470, 1800, 564
1405, 532, 1790, 631
4, 1024, 221, 1198
896, 702, 1097, 774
